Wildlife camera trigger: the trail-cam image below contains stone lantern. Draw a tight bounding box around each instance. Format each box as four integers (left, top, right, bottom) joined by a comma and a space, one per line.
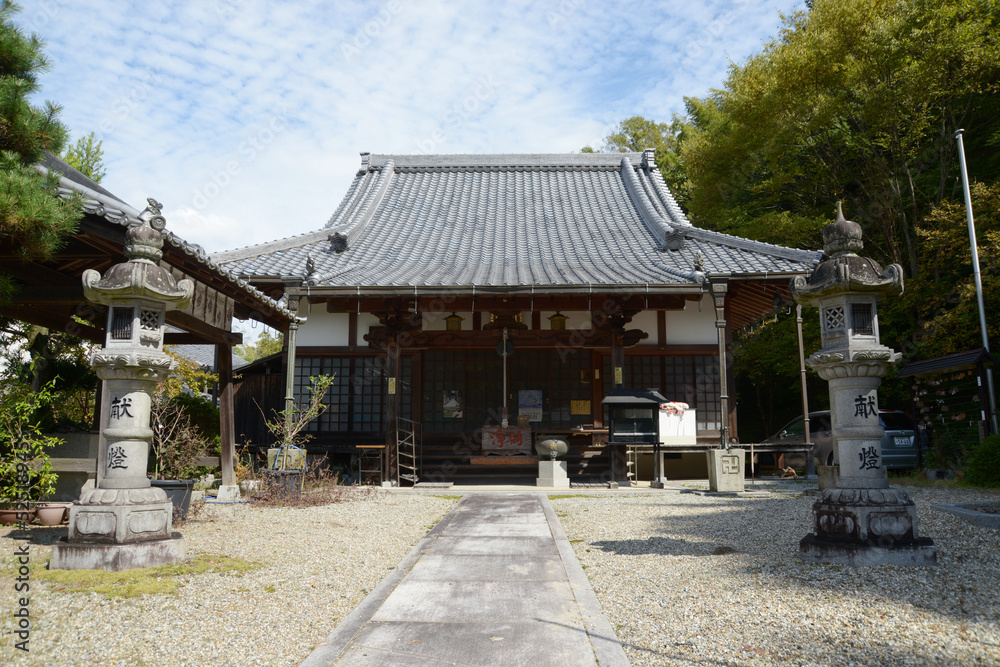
792, 203, 936, 566
50, 199, 194, 571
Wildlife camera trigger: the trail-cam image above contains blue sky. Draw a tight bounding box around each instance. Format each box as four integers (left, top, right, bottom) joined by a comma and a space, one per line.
25, 0, 803, 254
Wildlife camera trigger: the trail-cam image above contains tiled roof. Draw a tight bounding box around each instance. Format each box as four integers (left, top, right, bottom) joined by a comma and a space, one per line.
38, 153, 296, 324
213, 151, 821, 291
171, 343, 250, 371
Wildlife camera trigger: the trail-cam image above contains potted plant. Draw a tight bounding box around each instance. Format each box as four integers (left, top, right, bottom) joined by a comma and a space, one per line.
235, 446, 261, 497
147, 351, 220, 518
257, 374, 335, 498
0, 381, 60, 526
149, 394, 216, 519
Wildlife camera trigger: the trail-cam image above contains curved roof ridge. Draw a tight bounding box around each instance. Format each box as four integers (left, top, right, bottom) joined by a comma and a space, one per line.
636, 164, 669, 219
619, 156, 673, 250
641, 166, 692, 228
343, 159, 395, 247
211, 228, 333, 264
684, 226, 823, 263
367, 152, 644, 169
324, 169, 372, 229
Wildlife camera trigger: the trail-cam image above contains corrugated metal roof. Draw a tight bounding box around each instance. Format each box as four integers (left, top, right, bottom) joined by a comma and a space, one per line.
897, 348, 996, 377
213, 152, 821, 291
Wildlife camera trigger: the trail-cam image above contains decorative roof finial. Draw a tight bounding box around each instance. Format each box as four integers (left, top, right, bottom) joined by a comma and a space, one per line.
124, 198, 167, 263
329, 232, 348, 253
822, 200, 864, 258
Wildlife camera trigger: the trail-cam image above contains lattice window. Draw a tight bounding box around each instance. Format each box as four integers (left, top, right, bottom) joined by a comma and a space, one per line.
422, 350, 501, 433
508, 349, 592, 429
851, 303, 874, 336
352, 357, 385, 433
294, 357, 351, 433
110, 307, 133, 340
823, 306, 845, 331
293, 355, 411, 434
139, 309, 159, 331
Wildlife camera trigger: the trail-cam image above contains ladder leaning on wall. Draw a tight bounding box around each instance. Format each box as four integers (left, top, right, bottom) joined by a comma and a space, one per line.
397, 418, 421, 486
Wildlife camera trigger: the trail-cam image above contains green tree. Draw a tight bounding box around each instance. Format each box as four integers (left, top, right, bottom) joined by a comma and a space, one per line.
235, 329, 284, 362
61, 131, 105, 183
589, 115, 690, 208
0, 0, 81, 301
678, 0, 1000, 273
667, 0, 1000, 437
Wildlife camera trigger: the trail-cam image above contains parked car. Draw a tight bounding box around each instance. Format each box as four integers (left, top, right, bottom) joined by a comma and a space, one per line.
762, 410, 922, 471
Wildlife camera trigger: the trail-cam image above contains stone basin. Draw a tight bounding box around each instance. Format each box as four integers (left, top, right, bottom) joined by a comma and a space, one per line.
534, 437, 569, 459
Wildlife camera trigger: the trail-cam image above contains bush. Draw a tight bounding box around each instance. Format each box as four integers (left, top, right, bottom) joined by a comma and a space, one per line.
964, 435, 1000, 488
0, 380, 60, 504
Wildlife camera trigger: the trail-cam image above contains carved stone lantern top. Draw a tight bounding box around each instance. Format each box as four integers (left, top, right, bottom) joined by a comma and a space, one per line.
792, 202, 903, 307
82, 199, 194, 309
791, 202, 903, 377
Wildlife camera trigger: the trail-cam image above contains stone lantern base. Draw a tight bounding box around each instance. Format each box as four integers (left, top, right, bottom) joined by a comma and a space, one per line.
49, 536, 186, 571
799, 487, 937, 567
49, 487, 186, 571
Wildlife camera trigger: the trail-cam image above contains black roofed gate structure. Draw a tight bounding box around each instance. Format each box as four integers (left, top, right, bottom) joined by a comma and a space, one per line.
214, 151, 821, 485
0, 153, 297, 498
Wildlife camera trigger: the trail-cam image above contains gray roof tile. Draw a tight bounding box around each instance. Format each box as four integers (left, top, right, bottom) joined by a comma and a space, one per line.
214, 152, 822, 290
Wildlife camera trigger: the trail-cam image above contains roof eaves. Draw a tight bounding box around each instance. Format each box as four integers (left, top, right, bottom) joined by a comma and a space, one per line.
683, 226, 822, 265
38, 161, 297, 326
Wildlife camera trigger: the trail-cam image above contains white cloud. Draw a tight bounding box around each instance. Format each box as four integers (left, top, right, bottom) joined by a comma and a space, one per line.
27, 0, 803, 253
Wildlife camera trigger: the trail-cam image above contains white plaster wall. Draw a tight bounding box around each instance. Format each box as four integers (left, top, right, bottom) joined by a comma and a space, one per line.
358, 313, 380, 341
629, 310, 659, 345
296, 310, 351, 347
423, 311, 472, 331
665, 295, 716, 344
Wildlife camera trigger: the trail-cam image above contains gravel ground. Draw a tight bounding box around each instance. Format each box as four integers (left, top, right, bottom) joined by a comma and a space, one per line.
4, 484, 998, 666
551, 484, 1000, 667
1, 490, 456, 666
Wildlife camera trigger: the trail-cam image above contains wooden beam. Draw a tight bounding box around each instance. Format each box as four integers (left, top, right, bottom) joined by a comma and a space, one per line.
163, 332, 213, 345
167, 310, 242, 345
324, 293, 689, 313
392, 328, 652, 349
9, 285, 86, 303
0, 304, 104, 342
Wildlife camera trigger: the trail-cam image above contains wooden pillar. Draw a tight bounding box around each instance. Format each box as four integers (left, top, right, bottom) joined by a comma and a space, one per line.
611, 329, 625, 387
385, 333, 399, 484
590, 350, 603, 427
217, 343, 236, 486
710, 278, 730, 448
283, 318, 301, 441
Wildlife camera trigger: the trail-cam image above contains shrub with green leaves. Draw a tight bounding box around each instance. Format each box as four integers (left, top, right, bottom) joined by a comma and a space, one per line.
964, 435, 1000, 488
0, 379, 60, 504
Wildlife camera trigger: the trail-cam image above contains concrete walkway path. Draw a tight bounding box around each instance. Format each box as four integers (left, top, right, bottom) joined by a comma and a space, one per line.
301, 493, 629, 666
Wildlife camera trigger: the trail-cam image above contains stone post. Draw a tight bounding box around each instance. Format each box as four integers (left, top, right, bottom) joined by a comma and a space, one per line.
50, 199, 194, 571
793, 203, 936, 566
